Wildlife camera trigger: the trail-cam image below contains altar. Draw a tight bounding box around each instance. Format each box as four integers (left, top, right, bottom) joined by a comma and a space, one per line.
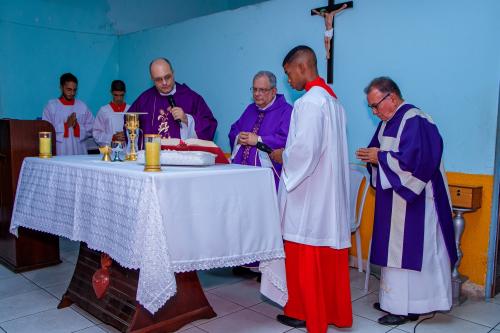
10, 155, 284, 332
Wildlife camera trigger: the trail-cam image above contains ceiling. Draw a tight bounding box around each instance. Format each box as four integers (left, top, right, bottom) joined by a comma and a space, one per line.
106, 0, 270, 35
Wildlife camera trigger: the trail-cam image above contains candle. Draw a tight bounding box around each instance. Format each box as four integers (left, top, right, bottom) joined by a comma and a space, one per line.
39, 132, 52, 158
144, 134, 161, 172
145, 142, 160, 166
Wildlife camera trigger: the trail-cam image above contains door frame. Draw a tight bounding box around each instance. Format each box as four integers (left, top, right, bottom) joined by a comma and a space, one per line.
486, 83, 500, 298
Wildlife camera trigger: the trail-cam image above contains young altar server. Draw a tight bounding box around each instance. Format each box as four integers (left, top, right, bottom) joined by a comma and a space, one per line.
93, 80, 130, 146
271, 45, 352, 333
42, 73, 94, 155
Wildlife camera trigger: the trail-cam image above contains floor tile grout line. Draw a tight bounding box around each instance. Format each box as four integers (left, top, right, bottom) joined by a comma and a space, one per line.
191, 307, 248, 327
443, 310, 499, 329
0, 305, 62, 325
71, 323, 103, 333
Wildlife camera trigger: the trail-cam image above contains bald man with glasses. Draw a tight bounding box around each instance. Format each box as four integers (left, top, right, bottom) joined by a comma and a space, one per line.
128, 58, 217, 141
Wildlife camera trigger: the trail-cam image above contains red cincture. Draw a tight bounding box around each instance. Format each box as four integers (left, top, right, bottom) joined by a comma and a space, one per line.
59, 97, 79, 137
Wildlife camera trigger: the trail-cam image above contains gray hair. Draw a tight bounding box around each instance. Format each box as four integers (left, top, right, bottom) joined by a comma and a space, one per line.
253, 71, 276, 89
364, 76, 402, 99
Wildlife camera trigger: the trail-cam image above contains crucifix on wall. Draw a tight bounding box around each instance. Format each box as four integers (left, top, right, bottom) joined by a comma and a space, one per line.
311, 1, 353, 83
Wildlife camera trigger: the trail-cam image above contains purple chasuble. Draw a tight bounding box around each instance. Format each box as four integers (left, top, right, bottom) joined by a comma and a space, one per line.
228, 94, 292, 187
367, 103, 457, 271
128, 83, 217, 140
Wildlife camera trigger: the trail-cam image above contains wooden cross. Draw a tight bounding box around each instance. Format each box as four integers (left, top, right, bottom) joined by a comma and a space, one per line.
311, 1, 353, 83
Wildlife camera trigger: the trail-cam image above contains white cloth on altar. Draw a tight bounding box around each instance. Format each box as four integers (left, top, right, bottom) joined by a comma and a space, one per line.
259, 258, 287, 306
379, 195, 452, 315
92, 103, 130, 146
10, 155, 284, 314
42, 98, 94, 155
278, 86, 350, 248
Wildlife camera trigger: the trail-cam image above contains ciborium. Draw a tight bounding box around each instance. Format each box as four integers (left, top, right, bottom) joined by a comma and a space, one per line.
125, 113, 140, 161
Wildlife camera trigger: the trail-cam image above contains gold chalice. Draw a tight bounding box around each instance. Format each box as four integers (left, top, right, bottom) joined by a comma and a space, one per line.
98, 146, 112, 162
125, 113, 140, 161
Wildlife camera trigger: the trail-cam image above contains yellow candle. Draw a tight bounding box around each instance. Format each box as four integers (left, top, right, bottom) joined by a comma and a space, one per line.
145, 141, 160, 167
39, 137, 51, 157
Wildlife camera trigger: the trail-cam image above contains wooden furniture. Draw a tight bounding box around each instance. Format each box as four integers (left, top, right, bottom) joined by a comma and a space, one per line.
448, 184, 482, 210
448, 184, 482, 305
0, 119, 61, 272
58, 243, 216, 333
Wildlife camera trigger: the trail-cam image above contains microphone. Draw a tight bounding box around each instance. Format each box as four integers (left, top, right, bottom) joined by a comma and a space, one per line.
256, 142, 273, 154
167, 95, 182, 126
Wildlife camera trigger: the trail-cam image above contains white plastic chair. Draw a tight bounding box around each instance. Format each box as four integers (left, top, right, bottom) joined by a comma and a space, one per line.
349, 165, 369, 273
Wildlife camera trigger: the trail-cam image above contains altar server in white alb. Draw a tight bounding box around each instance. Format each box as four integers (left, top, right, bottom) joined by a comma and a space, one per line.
270, 45, 352, 333
356, 77, 457, 326
42, 73, 94, 155
93, 80, 130, 146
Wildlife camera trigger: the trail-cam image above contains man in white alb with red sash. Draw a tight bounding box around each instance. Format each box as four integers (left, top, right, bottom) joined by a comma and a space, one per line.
271, 45, 352, 333
93, 80, 130, 146
42, 73, 94, 155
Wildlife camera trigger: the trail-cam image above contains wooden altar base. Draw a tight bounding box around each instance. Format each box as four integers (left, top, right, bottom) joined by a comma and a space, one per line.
58, 243, 216, 333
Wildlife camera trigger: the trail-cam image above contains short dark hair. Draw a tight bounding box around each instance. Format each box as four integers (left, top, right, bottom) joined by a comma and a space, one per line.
364, 76, 402, 99
60, 73, 78, 86
282, 45, 317, 68
111, 80, 126, 92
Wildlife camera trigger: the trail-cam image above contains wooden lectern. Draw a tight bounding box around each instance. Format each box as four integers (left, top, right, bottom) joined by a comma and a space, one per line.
0, 119, 61, 272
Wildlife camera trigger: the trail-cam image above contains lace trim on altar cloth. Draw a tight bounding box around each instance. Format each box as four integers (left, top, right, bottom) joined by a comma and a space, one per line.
259, 259, 288, 293
171, 249, 285, 272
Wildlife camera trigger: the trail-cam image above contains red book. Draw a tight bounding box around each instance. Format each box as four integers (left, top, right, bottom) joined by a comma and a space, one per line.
161, 139, 229, 164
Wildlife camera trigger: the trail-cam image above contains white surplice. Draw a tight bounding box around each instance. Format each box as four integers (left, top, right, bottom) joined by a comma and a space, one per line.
42, 98, 94, 155
92, 103, 130, 146
379, 195, 452, 315
260, 86, 350, 306
279, 86, 350, 248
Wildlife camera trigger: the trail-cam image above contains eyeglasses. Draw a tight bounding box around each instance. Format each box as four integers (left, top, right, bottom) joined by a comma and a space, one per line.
250, 87, 273, 94
368, 93, 390, 110
153, 74, 172, 83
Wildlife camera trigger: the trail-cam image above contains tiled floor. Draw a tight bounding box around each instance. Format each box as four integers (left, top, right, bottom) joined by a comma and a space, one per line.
1, 237, 500, 333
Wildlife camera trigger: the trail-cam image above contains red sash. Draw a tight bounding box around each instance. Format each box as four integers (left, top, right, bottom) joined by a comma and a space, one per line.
59, 97, 80, 138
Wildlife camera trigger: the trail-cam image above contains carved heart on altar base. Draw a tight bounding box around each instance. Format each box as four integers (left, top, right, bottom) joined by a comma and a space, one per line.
92, 253, 112, 299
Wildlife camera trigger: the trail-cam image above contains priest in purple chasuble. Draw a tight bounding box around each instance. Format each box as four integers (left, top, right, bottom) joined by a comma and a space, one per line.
229, 70, 292, 187
128, 58, 217, 142
356, 77, 458, 326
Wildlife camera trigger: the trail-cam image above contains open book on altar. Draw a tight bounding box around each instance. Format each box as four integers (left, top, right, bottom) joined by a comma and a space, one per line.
160, 138, 229, 164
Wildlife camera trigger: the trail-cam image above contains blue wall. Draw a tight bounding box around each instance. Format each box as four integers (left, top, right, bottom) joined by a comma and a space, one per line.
119, 0, 500, 175
2, 0, 498, 175
0, 1, 118, 120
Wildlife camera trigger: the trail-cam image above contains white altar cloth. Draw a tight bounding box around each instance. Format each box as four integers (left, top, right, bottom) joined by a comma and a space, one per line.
10, 155, 284, 314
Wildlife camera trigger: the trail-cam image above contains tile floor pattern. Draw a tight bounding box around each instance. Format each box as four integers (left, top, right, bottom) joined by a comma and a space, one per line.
0, 237, 499, 333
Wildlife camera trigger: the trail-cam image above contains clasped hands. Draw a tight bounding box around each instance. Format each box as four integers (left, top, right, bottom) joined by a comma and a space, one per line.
237, 132, 259, 146
355, 147, 380, 164
66, 112, 78, 128
167, 106, 188, 125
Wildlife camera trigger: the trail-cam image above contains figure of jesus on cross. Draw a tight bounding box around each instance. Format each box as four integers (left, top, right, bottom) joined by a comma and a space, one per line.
311, 1, 353, 83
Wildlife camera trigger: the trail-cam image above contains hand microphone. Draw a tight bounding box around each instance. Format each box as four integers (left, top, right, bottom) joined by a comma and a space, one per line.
167, 95, 182, 126
256, 142, 273, 154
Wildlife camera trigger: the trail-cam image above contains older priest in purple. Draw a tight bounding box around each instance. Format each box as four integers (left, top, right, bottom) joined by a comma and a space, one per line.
356, 77, 457, 326
229, 70, 292, 186
129, 58, 217, 140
